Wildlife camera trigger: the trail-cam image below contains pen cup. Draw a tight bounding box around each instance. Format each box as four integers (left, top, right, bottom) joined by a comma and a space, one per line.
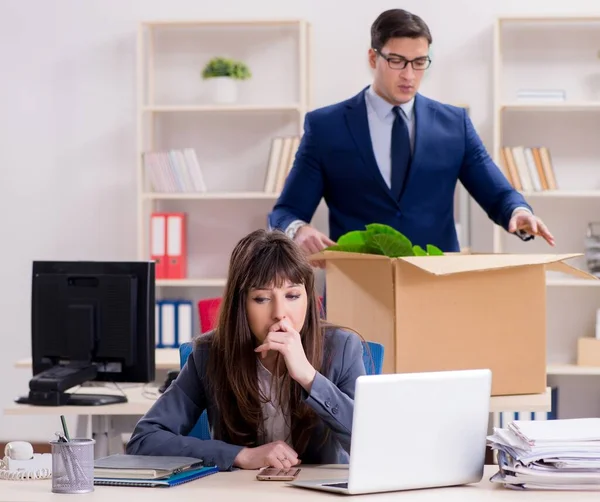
49, 438, 95, 494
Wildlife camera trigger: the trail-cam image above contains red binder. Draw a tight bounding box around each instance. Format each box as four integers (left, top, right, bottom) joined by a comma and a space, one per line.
166, 212, 187, 279
150, 213, 167, 279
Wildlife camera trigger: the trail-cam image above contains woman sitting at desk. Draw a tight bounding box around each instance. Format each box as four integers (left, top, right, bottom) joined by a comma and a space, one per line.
126, 229, 366, 471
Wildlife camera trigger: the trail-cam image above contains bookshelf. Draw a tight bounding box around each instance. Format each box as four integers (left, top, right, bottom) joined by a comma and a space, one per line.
136, 19, 312, 298
492, 16, 600, 413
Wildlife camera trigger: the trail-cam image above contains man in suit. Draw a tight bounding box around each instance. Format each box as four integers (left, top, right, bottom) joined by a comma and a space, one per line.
268, 8, 554, 260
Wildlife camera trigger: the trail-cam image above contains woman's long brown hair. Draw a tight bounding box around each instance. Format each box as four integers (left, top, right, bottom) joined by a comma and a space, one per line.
204, 229, 325, 454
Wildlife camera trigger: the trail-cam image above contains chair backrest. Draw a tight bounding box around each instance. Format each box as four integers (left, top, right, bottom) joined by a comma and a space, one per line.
362, 341, 384, 375
178, 342, 210, 439
179, 341, 193, 368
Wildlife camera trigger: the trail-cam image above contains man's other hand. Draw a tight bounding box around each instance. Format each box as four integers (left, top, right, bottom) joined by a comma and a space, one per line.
294, 225, 336, 268
509, 210, 555, 246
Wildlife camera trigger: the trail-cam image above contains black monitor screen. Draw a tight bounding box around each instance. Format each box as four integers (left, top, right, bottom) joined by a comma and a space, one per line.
31, 261, 155, 384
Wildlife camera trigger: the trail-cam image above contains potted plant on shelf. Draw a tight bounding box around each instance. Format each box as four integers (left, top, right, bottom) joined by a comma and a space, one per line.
201, 57, 251, 104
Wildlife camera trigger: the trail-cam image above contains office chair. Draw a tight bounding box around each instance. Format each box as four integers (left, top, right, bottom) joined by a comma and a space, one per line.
178, 339, 385, 440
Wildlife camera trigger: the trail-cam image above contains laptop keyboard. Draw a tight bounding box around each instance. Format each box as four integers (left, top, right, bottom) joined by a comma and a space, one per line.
324, 482, 348, 489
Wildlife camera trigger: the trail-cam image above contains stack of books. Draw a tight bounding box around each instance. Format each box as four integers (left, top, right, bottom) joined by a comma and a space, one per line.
93, 454, 218, 488
488, 418, 600, 490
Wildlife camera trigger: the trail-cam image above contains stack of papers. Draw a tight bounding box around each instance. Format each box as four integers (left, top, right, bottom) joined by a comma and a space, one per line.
487, 418, 600, 490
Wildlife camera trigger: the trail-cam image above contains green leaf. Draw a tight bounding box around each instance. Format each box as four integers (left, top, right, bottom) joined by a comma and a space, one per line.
413, 245, 427, 256
325, 243, 368, 253
332, 224, 442, 257
337, 230, 367, 247
371, 234, 415, 257
365, 223, 407, 240
336, 230, 383, 254
365, 224, 414, 257
426, 244, 444, 256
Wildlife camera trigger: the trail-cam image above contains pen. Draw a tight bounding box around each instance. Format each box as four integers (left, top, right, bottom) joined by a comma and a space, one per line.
60, 415, 71, 442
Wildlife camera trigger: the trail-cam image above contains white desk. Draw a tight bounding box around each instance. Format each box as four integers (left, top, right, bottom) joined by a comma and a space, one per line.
3, 383, 552, 460
0, 465, 595, 502
4, 385, 160, 459
9, 352, 552, 458
15, 349, 181, 371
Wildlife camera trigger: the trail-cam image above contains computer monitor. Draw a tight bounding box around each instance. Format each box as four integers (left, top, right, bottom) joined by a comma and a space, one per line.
16, 260, 155, 407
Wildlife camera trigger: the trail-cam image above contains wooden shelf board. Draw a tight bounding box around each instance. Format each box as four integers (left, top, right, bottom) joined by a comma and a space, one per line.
501, 102, 600, 111
520, 190, 600, 198
142, 19, 305, 28
499, 15, 600, 23
156, 278, 227, 287
546, 278, 600, 287
547, 363, 600, 376
142, 192, 280, 200
142, 104, 301, 113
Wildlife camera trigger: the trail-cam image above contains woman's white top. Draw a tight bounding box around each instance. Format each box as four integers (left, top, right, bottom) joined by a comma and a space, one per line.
257, 360, 292, 445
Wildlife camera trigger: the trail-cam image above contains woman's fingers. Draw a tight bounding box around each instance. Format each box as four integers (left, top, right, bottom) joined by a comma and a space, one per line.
254, 340, 286, 358
267, 454, 285, 470
278, 442, 299, 464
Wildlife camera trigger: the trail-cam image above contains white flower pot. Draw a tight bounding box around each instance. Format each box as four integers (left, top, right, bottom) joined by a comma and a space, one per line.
206, 76, 238, 104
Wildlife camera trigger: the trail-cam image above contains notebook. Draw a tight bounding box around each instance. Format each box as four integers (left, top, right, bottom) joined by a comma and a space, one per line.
94, 465, 219, 487
94, 454, 204, 480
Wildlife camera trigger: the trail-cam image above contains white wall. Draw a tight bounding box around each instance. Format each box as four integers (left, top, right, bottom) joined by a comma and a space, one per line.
1, 0, 599, 441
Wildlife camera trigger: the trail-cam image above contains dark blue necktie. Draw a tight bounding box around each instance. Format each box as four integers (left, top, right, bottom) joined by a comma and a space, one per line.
391, 106, 411, 199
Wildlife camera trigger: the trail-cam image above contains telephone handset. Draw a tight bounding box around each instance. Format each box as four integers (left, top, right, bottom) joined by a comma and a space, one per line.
0, 441, 52, 480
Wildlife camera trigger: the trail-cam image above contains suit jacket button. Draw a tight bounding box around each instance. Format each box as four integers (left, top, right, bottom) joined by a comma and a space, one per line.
325, 400, 331, 408
332, 406, 339, 414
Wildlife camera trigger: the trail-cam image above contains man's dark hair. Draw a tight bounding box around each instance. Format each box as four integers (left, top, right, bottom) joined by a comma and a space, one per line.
370, 9, 432, 51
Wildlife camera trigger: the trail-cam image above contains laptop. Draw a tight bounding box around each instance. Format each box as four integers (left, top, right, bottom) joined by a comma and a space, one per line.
288, 368, 492, 495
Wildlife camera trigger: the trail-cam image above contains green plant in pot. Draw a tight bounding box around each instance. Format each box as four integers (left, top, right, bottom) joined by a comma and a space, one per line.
201, 57, 251, 104
325, 223, 444, 257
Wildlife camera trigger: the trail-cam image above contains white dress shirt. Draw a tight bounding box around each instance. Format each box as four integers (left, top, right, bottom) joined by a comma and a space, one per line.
364, 85, 414, 189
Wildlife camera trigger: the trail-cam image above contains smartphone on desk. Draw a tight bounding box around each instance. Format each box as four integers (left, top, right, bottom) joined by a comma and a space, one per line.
256, 467, 301, 481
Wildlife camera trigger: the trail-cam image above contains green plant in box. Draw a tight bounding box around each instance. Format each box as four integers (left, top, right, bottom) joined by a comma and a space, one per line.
201, 57, 251, 80
326, 223, 444, 257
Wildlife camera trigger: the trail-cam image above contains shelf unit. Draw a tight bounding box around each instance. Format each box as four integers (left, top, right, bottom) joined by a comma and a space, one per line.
492, 15, 600, 254
492, 15, 600, 418
136, 19, 312, 292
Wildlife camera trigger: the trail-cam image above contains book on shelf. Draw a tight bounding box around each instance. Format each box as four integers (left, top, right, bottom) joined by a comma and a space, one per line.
500, 145, 558, 193
143, 148, 207, 193
155, 299, 193, 349
150, 212, 187, 280
264, 135, 301, 193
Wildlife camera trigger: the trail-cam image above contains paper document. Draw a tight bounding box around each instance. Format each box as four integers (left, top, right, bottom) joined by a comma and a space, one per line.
509, 418, 600, 445
488, 418, 600, 490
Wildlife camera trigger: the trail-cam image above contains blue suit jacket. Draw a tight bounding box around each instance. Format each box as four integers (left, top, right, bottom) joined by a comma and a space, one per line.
269, 88, 531, 251
126, 327, 366, 471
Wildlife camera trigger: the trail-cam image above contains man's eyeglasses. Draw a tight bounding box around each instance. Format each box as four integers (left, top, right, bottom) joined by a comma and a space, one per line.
374, 49, 431, 71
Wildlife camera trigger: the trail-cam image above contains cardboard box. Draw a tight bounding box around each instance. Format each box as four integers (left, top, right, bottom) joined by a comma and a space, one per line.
314, 251, 595, 396
577, 338, 600, 366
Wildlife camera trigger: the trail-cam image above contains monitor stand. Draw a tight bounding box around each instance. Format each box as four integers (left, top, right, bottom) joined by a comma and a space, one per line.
15, 362, 129, 406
